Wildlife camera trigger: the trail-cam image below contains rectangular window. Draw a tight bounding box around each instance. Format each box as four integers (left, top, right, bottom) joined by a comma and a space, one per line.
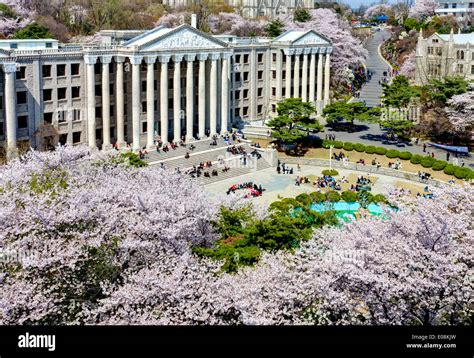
142, 102, 147, 113
243, 89, 249, 98
427, 47, 434, 55
234, 108, 240, 117
272, 71, 276, 79
96, 107, 102, 119
43, 65, 52, 78
282, 88, 286, 97
282, 70, 286, 79
0, 95, 3, 110
272, 53, 277, 62
272, 104, 276, 113
10, 43, 17, 49
94, 63, 101, 75
17, 91, 27, 104
235, 90, 240, 100
72, 86, 80, 98
43, 89, 53, 102
0, 122, 4, 136
58, 87, 67, 100
257, 53, 264, 63
243, 72, 249, 81
46, 42, 52, 48
44, 112, 53, 124
71, 63, 80, 76
72, 109, 81, 121
258, 71, 263, 80
57, 64, 66, 77
257, 105, 263, 114
142, 122, 147, 133
142, 81, 147, 92
243, 107, 248, 116
16, 66, 26, 80
95, 84, 102, 95
110, 105, 115, 116
18, 115, 28, 129
235, 73, 241, 82
471, 65, 474, 75
258, 88, 263, 97
272, 87, 276, 96
235, 55, 241, 63
244, 54, 249, 63
72, 131, 81, 144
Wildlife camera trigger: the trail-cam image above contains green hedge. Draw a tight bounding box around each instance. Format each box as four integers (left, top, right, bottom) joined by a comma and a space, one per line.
399, 151, 412, 160
375, 147, 387, 155
341, 191, 358, 202
354, 143, 366, 152
322, 169, 339, 176
444, 164, 456, 175
432, 160, 448, 171
420, 157, 436, 168
410, 154, 424, 164
343, 142, 354, 151
454, 167, 471, 179
365, 145, 377, 154
333, 141, 344, 149
295, 193, 312, 206
310, 192, 326, 203
373, 194, 388, 203
386, 149, 400, 159
326, 190, 341, 202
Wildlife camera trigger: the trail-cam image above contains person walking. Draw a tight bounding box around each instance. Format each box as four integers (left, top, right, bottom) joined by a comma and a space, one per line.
423, 143, 426, 152
446, 152, 450, 161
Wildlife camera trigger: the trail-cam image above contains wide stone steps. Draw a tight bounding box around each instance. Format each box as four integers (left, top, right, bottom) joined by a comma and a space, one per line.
198, 158, 271, 185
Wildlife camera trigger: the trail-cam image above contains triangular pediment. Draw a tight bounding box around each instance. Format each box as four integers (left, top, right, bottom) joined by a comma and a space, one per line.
293, 31, 331, 46
126, 25, 227, 51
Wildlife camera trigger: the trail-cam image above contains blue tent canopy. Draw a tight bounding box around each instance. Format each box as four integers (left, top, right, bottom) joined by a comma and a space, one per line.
377, 15, 388, 21
428, 142, 469, 153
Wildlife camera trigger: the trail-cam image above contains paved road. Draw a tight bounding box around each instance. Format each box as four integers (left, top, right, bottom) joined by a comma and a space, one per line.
355, 29, 392, 108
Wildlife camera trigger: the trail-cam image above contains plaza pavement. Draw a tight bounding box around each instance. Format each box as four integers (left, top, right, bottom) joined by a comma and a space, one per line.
204, 165, 427, 207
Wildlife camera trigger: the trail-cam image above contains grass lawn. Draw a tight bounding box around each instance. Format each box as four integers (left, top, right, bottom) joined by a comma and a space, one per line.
279, 147, 454, 183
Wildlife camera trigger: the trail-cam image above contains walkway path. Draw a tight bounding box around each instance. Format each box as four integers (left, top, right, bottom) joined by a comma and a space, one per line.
356, 28, 392, 108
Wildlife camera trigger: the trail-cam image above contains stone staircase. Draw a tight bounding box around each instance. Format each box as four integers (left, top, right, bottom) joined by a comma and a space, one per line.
145, 140, 272, 184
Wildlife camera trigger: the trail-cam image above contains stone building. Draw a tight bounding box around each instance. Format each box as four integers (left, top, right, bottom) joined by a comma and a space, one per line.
0, 23, 332, 160
415, 29, 474, 85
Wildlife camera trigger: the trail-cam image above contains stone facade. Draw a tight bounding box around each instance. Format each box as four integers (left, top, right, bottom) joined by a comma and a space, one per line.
415, 29, 474, 85
0, 24, 332, 159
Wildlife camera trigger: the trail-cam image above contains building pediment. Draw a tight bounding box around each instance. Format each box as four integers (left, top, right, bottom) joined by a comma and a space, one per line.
293, 32, 331, 46
126, 25, 227, 51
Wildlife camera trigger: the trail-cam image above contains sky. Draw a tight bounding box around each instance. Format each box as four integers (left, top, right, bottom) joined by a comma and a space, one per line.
342, 0, 396, 9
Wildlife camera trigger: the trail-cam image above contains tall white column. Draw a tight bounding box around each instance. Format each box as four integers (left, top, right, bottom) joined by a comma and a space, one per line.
145, 56, 157, 149
85, 55, 97, 149
309, 52, 316, 105
324, 53, 331, 108
276, 50, 282, 99
198, 54, 207, 139
221, 53, 230, 134
293, 53, 300, 98
301, 53, 308, 102
130, 56, 143, 151
159, 56, 170, 144
285, 53, 292, 98
3, 63, 18, 160
173, 54, 183, 143
115, 57, 125, 147
186, 54, 196, 141
101, 56, 112, 150
317, 53, 323, 115
209, 53, 219, 136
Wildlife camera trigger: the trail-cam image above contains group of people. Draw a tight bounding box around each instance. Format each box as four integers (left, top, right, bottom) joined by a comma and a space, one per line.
418, 171, 431, 181
388, 160, 402, 170
313, 175, 341, 190
277, 163, 293, 174
325, 134, 337, 141
356, 175, 372, 185
294, 176, 311, 186
138, 150, 148, 160
226, 182, 264, 197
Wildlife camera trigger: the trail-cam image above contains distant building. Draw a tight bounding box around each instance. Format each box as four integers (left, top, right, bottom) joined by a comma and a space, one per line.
415, 29, 474, 85
435, 0, 474, 25
160, 0, 339, 18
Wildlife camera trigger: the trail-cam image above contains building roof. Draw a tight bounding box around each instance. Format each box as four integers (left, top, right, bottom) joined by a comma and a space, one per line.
439, 33, 474, 45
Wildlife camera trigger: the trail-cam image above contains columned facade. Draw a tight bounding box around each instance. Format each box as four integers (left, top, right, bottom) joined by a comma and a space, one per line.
3, 63, 18, 160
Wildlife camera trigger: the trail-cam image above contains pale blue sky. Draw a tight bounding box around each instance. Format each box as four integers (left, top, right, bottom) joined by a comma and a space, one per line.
343, 0, 395, 9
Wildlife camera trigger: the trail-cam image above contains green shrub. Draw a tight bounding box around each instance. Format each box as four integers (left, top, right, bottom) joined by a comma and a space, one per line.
333, 141, 344, 149
322, 169, 339, 176
375, 147, 387, 155
343, 142, 354, 151
120, 152, 147, 167
372, 194, 387, 203
322, 139, 332, 149
365, 145, 377, 154
454, 167, 470, 179
432, 160, 448, 171
444, 164, 456, 175
310, 192, 326, 203
341, 191, 358, 202
326, 190, 341, 202
398, 151, 412, 160
386, 149, 400, 159
410, 154, 423, 164
354, 143, 366, 152
295, 193, 312, 206
420, 156, 435, 168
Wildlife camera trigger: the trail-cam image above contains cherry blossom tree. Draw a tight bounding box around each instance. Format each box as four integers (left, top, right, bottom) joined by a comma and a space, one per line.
399, 50, 416, 79
364, 4, 392, 19
1, 147, 472, 325
208, 12, 266, 37
408, 0, 437, 20
0, 0, 33, 37
445, 90, 474, 133
279, 9, 368, 89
